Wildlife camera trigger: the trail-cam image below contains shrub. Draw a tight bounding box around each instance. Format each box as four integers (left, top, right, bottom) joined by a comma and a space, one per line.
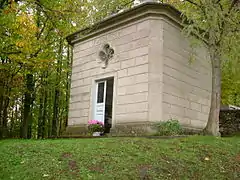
220, 109, 240, 136
153, 119, 183, 136
87, 120, 104, 133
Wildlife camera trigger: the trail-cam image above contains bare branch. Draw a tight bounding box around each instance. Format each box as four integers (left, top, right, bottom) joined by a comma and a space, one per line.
37, 16, 49, 40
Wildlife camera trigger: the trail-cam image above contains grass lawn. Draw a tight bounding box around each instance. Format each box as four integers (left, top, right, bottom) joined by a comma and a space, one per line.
0, 136, 239, 180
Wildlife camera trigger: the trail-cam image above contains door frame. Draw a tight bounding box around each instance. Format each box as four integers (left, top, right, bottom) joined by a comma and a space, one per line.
89, 73, 117, 128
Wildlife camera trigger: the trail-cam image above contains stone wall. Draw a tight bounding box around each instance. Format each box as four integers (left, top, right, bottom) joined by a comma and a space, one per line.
147, 19, 164, 122
161, 20, 212, 130
68, 6, 212, 134
68, 18, 151, 127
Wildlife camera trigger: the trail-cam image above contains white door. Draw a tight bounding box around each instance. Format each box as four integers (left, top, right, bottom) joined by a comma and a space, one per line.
94, 80, 107, 124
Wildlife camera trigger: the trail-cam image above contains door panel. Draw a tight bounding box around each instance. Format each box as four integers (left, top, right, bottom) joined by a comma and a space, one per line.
94, 81, 106, 124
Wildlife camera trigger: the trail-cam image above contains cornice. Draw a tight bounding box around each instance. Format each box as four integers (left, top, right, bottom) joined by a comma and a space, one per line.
66, 3, 182, 45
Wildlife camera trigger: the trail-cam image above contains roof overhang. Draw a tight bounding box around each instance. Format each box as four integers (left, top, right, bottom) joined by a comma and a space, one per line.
66, 2, 182, 46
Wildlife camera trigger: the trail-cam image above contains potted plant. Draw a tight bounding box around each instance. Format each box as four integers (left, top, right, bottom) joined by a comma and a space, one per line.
87, 120, 104, 136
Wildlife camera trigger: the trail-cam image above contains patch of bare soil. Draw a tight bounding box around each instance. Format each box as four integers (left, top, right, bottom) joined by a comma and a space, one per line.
58, 152, 80, 178
138, 164, 152, 180
68, 160, 79, 172
61, 152, 73, 159
88, 165, 104, 173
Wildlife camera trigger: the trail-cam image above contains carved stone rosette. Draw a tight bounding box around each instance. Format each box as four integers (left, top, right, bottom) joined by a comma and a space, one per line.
97, 44, 114, 69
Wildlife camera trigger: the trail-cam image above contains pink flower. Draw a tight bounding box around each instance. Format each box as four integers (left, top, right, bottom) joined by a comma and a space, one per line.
88, 120, 103, 125
87, 119, 104, 133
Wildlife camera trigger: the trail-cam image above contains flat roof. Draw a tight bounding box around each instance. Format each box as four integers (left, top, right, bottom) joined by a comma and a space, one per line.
66, 2, 182, 45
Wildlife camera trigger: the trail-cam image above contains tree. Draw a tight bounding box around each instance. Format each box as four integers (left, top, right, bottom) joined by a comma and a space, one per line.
166, 0, 240, 135
0, 0, 133, 139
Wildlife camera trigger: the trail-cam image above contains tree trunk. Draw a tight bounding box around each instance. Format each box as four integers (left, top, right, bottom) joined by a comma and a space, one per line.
22, 74, 34, 139
47, 88, 52, 138
37, 95, 43, 139
1, 83, 11, 138
65, 45, 72, 128
2, 96, 10, 138
52, 40, 63, 138
0, 89, 4, 137
52, 89, 59, 137
204, 46, 221, 136
0, 81, 9, 138
27, 108, 33, 139
14, 104, 18, 137
10, 104, 15, 137
59, 111, 63, 135
42, 87, 48, 138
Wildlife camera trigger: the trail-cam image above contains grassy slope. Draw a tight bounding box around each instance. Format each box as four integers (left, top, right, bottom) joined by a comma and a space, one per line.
0, 136, 239, 180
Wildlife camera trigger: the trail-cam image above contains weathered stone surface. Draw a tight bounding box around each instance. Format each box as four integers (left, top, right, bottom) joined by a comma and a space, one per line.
118, 83, 148, 96
116, 102, 148, 114
117, 92, 148, 105
110, 122, 156, 136
160, 20, 211, 130
65, 125, 88, 135
66, 3, 212, 135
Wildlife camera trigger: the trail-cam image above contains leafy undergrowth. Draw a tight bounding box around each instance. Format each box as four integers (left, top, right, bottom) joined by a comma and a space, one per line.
0, 136, 239, 180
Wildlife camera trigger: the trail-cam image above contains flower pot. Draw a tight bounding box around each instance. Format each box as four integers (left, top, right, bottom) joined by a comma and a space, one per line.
92, 132, 101, 137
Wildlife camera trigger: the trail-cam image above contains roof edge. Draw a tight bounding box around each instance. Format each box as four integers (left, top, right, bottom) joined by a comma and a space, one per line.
66, 3, 182, 45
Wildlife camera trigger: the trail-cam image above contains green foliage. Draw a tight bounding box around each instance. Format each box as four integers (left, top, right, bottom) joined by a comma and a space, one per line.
153, 119, 183, 136
167, 0, 240, 99
0, 0, 133, 139
0, 136, 239, 179
88, 125, 104, 133
220, 110, 240, 136
221, 59, 240, 105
